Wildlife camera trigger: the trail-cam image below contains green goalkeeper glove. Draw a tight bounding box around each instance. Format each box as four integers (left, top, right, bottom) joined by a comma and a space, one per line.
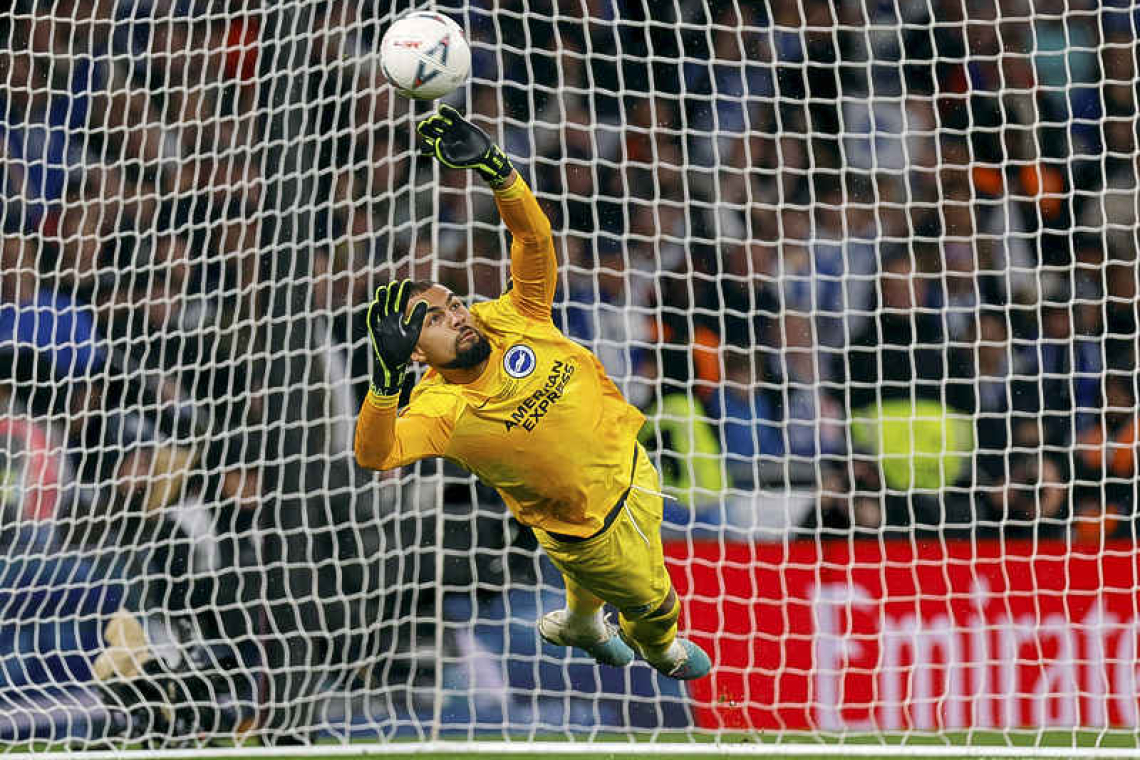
366, 280, 427, 397
417, 104, 514, 188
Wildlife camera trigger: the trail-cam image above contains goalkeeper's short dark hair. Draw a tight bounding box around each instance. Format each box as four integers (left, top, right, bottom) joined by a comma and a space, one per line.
403, 280, 436, 310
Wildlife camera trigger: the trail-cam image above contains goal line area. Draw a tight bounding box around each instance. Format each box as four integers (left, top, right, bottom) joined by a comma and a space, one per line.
2, 0, 1139, 755
19, 734, 1140, 760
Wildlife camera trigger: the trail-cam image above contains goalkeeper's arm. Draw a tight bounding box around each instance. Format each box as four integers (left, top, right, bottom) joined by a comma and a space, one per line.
495, 176, 556, 321
354, 280, 452, 471
417, 106, 556, 321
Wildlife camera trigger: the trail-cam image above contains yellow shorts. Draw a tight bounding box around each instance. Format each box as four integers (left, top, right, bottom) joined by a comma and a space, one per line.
534, 443, 672, 619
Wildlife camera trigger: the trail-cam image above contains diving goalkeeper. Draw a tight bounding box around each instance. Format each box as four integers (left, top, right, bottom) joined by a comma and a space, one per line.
354, 106, 710, 681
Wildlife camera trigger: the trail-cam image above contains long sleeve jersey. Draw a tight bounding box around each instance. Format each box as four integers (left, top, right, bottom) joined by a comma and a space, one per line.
354, 176, 646, 538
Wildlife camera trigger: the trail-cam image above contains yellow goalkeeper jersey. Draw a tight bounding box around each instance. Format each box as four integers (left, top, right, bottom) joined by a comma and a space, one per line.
355, 176, 646, 537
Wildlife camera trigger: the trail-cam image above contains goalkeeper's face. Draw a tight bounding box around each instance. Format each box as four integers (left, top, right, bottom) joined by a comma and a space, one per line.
407, 284, 491, 371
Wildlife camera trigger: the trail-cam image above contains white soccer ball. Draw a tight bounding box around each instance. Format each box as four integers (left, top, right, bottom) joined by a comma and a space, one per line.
380, 11, 471, 101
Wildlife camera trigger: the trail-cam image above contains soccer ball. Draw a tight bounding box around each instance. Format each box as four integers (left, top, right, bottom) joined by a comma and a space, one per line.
380, 12, 471, 101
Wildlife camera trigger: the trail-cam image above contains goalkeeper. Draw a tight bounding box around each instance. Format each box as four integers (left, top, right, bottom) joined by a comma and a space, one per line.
354, 106, 710, 681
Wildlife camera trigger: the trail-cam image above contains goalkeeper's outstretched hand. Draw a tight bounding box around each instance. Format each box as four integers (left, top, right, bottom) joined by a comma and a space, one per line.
367, 280, 427, 397
417, 104, 514, 187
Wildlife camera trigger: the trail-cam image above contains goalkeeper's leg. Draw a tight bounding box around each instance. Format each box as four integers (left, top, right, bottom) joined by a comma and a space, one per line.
537, 444, 710, 680
538, 575, 634, 667
610, 482, 711, 681
618, 585, 710, 681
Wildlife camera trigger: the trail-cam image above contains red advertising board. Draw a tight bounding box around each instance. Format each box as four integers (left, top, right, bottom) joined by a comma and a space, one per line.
664, 539, 1140, 731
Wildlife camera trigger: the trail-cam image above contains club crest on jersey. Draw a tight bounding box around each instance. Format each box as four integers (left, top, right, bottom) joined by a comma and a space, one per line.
503, 344, 537, 378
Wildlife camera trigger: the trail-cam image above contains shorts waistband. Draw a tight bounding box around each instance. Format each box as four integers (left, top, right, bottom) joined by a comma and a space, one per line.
545, 445, 639, 544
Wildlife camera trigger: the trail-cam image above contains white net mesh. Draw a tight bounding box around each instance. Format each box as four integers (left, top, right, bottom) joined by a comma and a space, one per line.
1, 0, 1138, 753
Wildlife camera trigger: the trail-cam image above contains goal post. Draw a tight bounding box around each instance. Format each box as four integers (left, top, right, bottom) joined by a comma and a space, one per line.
0, 0, 1136, 755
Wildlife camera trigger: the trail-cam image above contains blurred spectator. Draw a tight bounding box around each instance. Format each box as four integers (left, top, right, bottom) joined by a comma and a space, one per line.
307, 244, 373, 468
772, 311, 846, 462
805, 460, 884, 536
1076, 372, 1138, 525
842, 95, 937, 175
977, 452, 1070, 540
714, 240, 779, 350
1079, 151, 1140, 264
682, 4, 773, 164
560, 241, 654, 386
0, 232, 105, 386
707, 345, 783, 490
952, 309, 1038, 482
635, 352, 725, 518
0, 42, 84, 230
311, 244, 376, 410
836, 251, 975, 529
834, 250, 950, 412
0, 372, 71, 531
1030, 3, 1102, 157
935, 203, 1011, 341
649, 270, 724, 400
777, 189, 877, 353
1015, 281, 1104, 451
89, 433, 263, 743
711, 312, 845, 491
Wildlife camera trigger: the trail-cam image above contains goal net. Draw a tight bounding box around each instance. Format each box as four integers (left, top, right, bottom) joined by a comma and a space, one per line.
0, 0, 1136, 754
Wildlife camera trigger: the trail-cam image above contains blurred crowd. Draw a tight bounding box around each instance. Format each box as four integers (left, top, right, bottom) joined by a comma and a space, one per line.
0, 0, 416, 742
419, 0, 1140, 542
2, 0, 1140, 726
3, 0, 1140, 562
0, 0, 1137, 744
0, 0, 270, 615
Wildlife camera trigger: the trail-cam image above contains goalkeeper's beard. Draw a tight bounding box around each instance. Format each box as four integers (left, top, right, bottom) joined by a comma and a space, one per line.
442, 330, 492, 370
